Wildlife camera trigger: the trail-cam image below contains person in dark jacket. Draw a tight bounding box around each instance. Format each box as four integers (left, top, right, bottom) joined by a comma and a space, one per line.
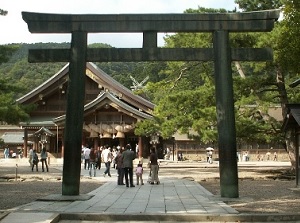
95, 146, 102, 170
32, 149, 39, 172
122, 144, 135, 187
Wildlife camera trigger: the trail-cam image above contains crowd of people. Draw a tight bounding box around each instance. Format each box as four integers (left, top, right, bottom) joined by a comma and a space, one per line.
2, 146, 50, 172
256, 151, 278, 161
3, 146, 23, 159
2, 143, 161, 186
81, 144, 160, 187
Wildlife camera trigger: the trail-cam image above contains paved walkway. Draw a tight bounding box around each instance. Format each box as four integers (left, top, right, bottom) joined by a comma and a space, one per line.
0, 159, 297, 222
0, 177, 239, 222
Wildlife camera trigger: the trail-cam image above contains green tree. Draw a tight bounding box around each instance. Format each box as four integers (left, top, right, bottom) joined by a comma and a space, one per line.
0, 9, 7, 16
0, 11, 31, 124
235, 0, 300, 167
136, 6, 281, 149
234, 0, 283, 11
276, 0, 300, 168
278, 0, 300, 74
0, 78, 31, 124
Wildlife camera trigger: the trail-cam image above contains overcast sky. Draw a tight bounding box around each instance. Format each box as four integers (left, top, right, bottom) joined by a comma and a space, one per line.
0, 0, 238, 48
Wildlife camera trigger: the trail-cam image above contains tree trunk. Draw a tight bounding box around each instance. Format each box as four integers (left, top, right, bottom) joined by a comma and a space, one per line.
276, 66, 296, 169
285, 129, 297, 169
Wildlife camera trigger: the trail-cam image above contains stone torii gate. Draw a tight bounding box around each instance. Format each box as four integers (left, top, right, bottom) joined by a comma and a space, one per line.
22, 10, 280, 198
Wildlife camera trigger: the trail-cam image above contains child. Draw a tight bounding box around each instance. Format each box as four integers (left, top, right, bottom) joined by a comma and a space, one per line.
135, 162, 144, 185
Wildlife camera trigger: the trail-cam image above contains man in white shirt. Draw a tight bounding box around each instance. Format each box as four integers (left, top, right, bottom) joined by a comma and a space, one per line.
83, 146, 91, 170
101, 146, 112, 177
28, 148, 33, 166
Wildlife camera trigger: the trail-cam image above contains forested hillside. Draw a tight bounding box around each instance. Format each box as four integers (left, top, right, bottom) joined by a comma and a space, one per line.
0, 42, 159, 100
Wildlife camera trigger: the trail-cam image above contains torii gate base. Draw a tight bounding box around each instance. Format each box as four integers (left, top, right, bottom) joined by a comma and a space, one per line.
22, 10, 280, 198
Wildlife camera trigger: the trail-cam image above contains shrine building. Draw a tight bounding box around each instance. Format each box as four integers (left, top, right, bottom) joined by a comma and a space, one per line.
15, 62, 156, 158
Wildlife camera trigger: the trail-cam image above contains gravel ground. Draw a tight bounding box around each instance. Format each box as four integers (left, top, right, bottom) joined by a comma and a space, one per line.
0, 160, 299, 214
0, 161, 101, 211
201, 178, 300, 213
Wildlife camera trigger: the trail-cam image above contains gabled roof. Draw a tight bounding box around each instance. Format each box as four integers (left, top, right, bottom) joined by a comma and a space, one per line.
54, 91, 153, 124
33, 127, 55, 136
1, 132, 33, 144
20, 117, 57, 127
16, 63, 69, 104
86, 63, 154, 114
16, 62, 154, 115
85, 91, 153, 120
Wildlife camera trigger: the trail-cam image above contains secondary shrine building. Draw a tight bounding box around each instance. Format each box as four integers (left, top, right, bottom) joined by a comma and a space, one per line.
15, 62, 157, 158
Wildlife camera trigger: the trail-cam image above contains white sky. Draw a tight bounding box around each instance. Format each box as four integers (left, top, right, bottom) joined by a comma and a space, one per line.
0, 0, 238, 48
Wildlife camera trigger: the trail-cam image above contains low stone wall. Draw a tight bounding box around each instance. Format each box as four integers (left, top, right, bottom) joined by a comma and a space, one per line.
171, 149, 290, 162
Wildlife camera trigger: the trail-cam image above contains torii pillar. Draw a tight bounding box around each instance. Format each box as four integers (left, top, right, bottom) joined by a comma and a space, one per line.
214, 31, 238, 196
22, 10, 280, 197
62, 32, 87, 195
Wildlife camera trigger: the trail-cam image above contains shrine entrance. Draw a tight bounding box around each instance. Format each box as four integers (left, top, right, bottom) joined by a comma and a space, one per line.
22, 9, 280, 198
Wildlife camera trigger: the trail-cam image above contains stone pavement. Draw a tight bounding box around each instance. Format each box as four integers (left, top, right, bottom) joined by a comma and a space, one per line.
0, 159, 299, 222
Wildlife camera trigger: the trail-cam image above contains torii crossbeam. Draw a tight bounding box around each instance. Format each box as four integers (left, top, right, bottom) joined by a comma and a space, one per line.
22, 9, 280, 198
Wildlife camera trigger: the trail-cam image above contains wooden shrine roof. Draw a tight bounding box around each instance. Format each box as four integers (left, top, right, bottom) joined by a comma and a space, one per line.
17, 62, 154, 127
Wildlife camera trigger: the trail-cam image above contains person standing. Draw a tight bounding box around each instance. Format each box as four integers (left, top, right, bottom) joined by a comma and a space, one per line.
135, 162, 144, 186
206, 151, 210, 163
149, 147, 159, 185
112, 147, 118, 169
208, 150, 213, 164
89, 148, 97, 177
178, 152, 183, 161
115, 147, 125, 185
4, 146, 9, 159
28, 147, 33, 166
102, 146, 112, 177
32, 149, 39, 172
273, 151, 278, 161
95, 146, 102, 170
40, 147, 49, 172
122, 144, 135, 187
81, 145, 85, 164
18, 148, 23, 159
83, 146, 91, 170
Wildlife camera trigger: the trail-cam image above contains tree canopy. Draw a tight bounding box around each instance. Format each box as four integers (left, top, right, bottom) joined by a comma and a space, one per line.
0, 11, 31, 125
277, 0, 300, 74
0, 9, 7, 16
234, 0, 283, 11
135, 5, 287, 150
